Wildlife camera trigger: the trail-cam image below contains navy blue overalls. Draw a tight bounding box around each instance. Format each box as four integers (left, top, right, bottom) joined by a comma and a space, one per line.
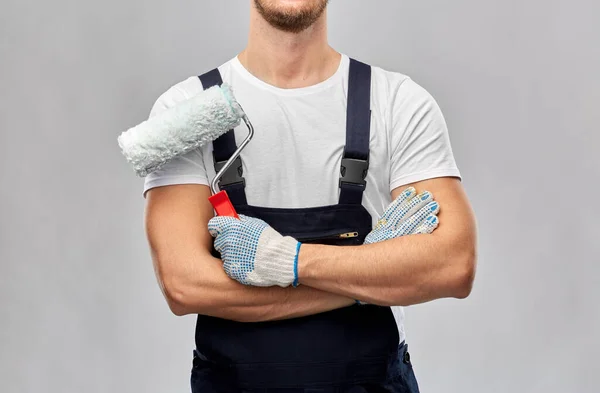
192, 59, 420, 393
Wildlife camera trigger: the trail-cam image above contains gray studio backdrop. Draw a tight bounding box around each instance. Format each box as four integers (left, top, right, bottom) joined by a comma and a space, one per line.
1, 1, 598, 392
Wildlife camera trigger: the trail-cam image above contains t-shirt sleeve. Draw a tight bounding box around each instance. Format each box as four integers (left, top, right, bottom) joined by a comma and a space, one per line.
142, 84, 210, 198
388, 78, 461, 192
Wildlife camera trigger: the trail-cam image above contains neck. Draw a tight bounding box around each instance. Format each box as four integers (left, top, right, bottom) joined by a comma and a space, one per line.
238, 7, 340, 89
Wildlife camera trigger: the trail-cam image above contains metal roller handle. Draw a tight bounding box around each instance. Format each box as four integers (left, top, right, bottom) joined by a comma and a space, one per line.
210, 114, 254, 195
209, 113, 254, 218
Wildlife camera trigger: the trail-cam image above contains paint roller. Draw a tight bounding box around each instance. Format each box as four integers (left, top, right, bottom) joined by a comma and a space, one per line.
117, 84, 254, 218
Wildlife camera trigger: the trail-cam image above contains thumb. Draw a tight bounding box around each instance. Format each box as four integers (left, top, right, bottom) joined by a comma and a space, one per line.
364, 228, 394, 244
207, 216, 236, 238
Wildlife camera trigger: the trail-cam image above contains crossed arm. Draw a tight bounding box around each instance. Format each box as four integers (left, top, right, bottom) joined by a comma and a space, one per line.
144, 177, 477, 322
297, 177, 477, 306
145, 184, 355, 322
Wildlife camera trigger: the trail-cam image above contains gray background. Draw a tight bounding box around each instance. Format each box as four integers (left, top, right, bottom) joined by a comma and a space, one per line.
1, 0, 598, 392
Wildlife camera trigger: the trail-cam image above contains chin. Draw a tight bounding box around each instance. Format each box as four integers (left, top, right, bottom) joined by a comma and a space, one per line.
254, 0, 329, 33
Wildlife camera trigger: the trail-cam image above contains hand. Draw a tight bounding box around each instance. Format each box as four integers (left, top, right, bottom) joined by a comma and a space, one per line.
208, 214, 300, 287
364, 187, 440, 245
355, 187, 440, 305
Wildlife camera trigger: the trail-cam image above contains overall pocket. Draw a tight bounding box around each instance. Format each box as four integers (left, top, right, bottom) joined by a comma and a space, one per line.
296, 228, 362, 245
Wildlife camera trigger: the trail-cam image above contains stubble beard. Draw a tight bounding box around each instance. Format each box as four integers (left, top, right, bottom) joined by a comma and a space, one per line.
254, 0, 329, 33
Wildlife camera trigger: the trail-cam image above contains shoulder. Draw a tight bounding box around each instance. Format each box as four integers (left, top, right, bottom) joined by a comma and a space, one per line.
148, 76, 200, 117
367, 61, 440, 115
148, 59, 236, 117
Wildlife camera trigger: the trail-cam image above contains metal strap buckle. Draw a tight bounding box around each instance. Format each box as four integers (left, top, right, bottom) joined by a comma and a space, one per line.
214, 156, 245, 187
339, 157, 369, 189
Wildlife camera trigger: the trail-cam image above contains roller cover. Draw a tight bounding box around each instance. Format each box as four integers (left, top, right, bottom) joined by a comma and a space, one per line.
117, 84, 244, 177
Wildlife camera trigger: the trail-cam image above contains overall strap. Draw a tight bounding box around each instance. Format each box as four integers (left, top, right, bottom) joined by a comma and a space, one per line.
198, 69, 248, 205
339, 58, 372, 205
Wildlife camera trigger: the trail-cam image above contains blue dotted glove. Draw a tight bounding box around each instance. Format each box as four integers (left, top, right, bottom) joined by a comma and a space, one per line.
355, 187, 440, 305
364, 187, 440, 244
208, 214, 301, 287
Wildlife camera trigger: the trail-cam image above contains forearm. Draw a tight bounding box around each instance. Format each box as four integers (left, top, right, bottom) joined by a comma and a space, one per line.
145, 184, 353, 323
161, 253, 354, 322
297, 178, 477, 306
297, 231, 476, 306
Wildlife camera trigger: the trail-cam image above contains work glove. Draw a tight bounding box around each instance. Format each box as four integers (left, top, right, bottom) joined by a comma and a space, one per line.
364, 186, 440, 244
208, 214, 300, 287
355, 187, 440, 305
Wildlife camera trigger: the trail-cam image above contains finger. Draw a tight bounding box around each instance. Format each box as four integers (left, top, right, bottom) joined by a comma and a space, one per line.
224, 261, 242, 281
412, 214, 440, 234
207, 216, 236, 237
229, 262, 253, 285
238, 214, 269, 229
213, 232, 228, 252
394, 186, 417, 206
396, 201, 440, 234
380, 187, 417, 222
388, 191, 434, 228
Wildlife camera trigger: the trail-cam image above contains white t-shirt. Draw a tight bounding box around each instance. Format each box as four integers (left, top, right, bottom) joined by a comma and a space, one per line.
143, 54, 462, 342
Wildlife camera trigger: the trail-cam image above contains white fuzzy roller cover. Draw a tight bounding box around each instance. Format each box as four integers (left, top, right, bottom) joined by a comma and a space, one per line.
117, 84, 244, 177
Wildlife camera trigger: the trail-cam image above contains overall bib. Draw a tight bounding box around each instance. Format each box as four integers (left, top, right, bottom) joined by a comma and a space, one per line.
191, 59, 420, 393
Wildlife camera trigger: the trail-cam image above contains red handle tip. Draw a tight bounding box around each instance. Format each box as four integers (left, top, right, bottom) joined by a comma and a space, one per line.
209, 191, 239, 218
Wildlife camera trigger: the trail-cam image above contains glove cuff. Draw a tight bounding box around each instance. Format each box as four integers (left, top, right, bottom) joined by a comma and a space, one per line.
252, 227, 300, 287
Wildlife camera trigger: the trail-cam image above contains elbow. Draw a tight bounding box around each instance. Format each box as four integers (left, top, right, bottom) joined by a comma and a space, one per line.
162, 276, 192, 316
159, 265, 220, 317
156, 267, 203, 316
450, 246, 477, 299
166, 288, 192, 317
150, 251, 216, 317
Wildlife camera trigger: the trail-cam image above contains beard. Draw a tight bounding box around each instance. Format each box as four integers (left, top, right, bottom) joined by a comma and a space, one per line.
254, 0, 329, 33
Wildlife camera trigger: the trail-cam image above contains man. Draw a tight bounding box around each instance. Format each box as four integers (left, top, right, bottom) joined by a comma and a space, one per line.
143, 1, 477, 392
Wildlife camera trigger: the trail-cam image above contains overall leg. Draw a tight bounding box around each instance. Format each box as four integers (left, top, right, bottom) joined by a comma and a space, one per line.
376, 343, 420, 393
